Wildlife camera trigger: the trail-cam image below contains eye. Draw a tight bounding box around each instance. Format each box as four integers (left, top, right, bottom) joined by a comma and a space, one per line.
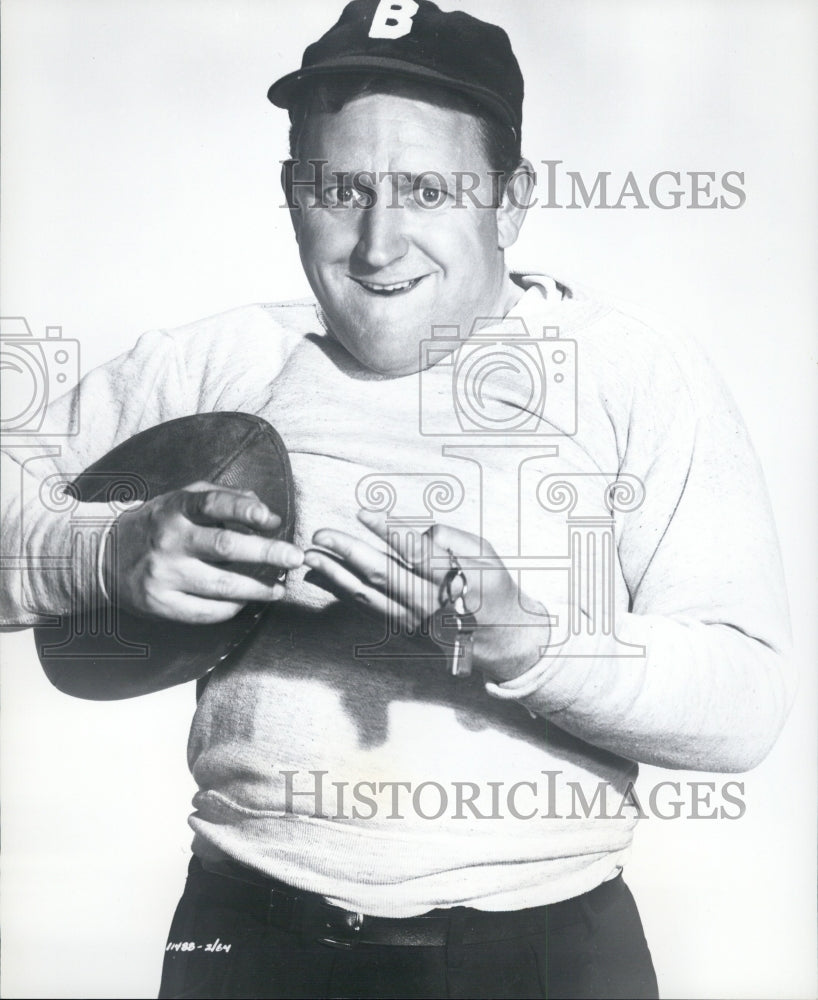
415, 185, 448, 208
325, 185, 359, 208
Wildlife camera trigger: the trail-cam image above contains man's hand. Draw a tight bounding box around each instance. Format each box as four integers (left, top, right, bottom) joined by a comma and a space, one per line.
105, 482, 304, 623
304, 509, 550, 683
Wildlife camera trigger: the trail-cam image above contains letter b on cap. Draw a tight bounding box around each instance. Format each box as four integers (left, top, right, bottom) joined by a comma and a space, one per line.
369, 0, 419, 39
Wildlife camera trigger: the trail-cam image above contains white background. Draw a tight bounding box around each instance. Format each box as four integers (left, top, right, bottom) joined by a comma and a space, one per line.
2, 1, 817, 997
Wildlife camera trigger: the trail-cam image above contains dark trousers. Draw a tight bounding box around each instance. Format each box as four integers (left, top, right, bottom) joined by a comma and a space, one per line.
158, 859, 658, 999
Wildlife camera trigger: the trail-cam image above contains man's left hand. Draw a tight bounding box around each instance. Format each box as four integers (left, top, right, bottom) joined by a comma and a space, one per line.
304, 510, 550, 683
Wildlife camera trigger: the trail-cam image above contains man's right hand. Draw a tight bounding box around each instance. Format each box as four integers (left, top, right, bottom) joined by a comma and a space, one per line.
104, 482, 304, 623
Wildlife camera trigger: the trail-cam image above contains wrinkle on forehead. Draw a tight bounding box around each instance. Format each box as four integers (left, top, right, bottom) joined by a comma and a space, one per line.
296, 93, 491, 178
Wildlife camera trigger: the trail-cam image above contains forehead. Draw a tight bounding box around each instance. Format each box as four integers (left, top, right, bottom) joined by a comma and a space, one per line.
297, 92, 490, 174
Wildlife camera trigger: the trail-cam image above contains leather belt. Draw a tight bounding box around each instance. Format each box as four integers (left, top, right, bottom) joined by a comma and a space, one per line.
189, 856, 616, 949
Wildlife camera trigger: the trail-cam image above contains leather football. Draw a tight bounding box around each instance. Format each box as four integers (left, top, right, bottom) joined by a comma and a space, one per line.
34, 412, 295, 700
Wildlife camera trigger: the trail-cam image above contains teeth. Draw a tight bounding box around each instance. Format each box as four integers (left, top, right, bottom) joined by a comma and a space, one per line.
356, 277, 419, 293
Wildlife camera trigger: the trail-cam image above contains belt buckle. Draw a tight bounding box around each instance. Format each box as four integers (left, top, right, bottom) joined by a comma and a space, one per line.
317, 910, 365, 949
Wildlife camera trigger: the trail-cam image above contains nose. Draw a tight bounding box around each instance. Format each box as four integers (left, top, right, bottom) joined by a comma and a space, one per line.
352, 195, 409, 271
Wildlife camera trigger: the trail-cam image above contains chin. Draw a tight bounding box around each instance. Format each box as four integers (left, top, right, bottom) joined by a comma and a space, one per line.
335, 330, 423, 377
355, 350, 420, 377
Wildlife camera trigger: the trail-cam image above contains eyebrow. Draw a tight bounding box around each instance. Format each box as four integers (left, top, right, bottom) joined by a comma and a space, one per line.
320, 169, 486, 187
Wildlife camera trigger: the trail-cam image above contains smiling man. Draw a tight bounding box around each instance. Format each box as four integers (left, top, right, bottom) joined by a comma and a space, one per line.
283, 85, 530, 376
0, 1, 793, 999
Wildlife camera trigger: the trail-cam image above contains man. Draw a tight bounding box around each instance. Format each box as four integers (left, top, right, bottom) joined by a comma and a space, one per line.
0, 1, 793, 998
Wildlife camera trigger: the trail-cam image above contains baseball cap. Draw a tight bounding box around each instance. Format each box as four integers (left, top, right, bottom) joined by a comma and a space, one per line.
267, 0, 523, 138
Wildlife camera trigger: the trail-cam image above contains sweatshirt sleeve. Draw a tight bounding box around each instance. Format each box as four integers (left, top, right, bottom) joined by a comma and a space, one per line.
0, 304, 304, 626
0, 326, 191, 625
487, 322, 794, 773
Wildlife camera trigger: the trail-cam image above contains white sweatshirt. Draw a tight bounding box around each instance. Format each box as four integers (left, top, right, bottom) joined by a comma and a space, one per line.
0, 274, 793, 916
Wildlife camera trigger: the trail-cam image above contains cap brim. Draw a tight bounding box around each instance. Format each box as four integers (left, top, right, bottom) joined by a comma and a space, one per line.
268, 55, 518, 136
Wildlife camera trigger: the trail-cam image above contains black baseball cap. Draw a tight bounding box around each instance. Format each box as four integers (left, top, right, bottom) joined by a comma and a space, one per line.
267, 0, 523, 138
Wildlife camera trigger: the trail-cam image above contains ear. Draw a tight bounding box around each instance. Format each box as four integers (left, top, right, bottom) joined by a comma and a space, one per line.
496, 158, 536, 250
280, 159, 302, 243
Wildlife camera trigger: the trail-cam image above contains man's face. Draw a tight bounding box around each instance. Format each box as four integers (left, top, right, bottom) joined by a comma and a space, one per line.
286, 93, 525, 376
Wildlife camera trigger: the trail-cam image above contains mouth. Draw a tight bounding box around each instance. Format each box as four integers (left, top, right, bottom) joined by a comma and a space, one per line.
349, 275, 427, 296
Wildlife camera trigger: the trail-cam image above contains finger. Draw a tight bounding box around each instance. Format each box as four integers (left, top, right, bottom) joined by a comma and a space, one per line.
189, 525, 304, 569
310, 529, 436, 619
355, 509, 408, 558
305, 541, 436, 623
178, 560, 287, 603
184, 481, 265, 503
356, 511, 484, 585
184, 481, 252, 493
146, 590, 247, 625
409, 528, 495, 618
182, 486, 281, 532
303, 547, 421, 626
311, 529, 393, 589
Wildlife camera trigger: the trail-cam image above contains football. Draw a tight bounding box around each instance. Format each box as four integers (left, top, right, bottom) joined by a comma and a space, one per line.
34, 412, 295, 700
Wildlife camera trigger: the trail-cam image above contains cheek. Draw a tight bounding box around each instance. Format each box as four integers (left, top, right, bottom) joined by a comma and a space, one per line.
298, 216, 354, 272
425, 213, 498, 269
468, 212, 500, 255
